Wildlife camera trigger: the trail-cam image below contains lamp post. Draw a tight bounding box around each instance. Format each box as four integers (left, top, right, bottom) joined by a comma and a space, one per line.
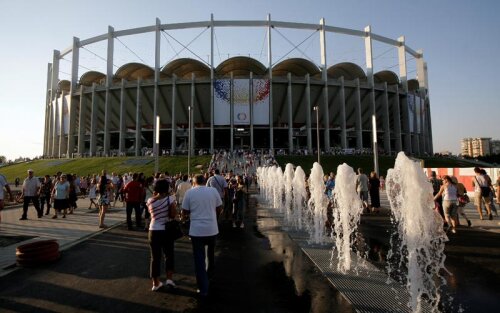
155, 115, 160, 174
313, 106, 320, 164
372, 114, 379, 175
187, 105, 191, 178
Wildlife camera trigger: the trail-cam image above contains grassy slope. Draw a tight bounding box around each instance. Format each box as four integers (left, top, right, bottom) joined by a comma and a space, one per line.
275, 155, 489, 177
1, 155, 487, 182
0, 156, 212, 182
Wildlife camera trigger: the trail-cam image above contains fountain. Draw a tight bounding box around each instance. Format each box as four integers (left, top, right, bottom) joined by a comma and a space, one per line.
291, 166, 308, 230
256, 154, 450, 312
332, 163, 364, 273
283, 163, 295, 225
386, 152, 448, 312
307, 162, 329, 244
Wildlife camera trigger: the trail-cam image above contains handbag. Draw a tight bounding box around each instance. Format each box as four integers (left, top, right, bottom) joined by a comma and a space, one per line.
458, 194, 470, 206
475, 177, 491, 197
164, 196, 183, 240
165, 220, 183, 240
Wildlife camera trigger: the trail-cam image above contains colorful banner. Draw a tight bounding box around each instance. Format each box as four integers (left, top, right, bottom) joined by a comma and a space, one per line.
214, 79, 270, 125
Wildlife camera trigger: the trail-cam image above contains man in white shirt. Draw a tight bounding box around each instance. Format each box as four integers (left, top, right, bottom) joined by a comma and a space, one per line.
175, 174, 191, 205
355, 168, 369, 211
181, 174, 223, 298
0, 173, 14, 223
20, 169, 42, 220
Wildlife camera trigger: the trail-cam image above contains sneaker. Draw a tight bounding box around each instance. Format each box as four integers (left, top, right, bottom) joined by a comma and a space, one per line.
52, 215, 58, 219
240, 222, 245, 228
451, 228, 456, 234
232, 222, 237, 228
19, 217, 27, 220
467, 219, 472, 227
151, 282, 163, 291
165, 279, 176, 288
489, 214, 493, 220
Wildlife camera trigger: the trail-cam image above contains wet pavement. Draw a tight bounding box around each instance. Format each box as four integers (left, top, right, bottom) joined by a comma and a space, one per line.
0, 190, 499, 312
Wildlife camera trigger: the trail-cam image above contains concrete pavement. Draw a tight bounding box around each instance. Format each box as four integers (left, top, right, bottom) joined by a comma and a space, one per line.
0, 197, 126, 276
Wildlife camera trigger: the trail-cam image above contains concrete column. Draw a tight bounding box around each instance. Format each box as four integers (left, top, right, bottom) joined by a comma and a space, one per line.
398, 36, 412, 154
52, 96, 59, 157
393, 86, 403, 152
210, 14, 215, 153
44, 63, 52, 156
104, 26, 114, 156
230, 72, 234, 152
287, 73, 293, 153
320, 18, 330, 152
306, 74, 312, 154
339, 76, 347, 149
46, 101, 53, 157
267, 14, 274, 153
135, 78, 142, 157
355, 78, 363, 150
90, 84, 97, 157
58, 92, 66, 158
413, 97, 420, 155
170, 75, 177, 154
77, 85, 85, 155
153, 18, 161, 157
190, 73, 196, 155
118, 79, 126, 155
417, 53, 432, 154
382, 83, 391, 155
365, 26, 377, 157
67, 37, 80, 158
50, 50, 60, 157
250, 72, 254, 150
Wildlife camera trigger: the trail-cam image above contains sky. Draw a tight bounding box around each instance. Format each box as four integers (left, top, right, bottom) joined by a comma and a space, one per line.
1, 0, 499, 161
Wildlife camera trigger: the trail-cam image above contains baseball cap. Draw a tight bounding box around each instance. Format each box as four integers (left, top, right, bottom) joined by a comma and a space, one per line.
27, 169, 34, 173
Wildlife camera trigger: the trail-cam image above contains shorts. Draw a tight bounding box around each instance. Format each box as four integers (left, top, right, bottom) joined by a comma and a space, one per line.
98, 195, 110, 206
359, 191, 369, 202
54, 198, 68, 211
474, 192, 491, 206
443, 200, 458, 217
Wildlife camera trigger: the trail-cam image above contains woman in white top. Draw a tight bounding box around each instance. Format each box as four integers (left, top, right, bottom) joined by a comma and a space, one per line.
147, 179, 177, 291
434, 175, 458, 233
51, 174, 69, 219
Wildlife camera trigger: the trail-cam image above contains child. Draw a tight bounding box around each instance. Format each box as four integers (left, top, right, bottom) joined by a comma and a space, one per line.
88, 179, 98, 209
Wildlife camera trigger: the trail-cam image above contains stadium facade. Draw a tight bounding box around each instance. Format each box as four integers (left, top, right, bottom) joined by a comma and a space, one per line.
43, 16, 432, 158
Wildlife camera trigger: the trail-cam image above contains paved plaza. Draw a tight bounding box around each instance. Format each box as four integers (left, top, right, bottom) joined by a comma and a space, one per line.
0, 191, 499, 312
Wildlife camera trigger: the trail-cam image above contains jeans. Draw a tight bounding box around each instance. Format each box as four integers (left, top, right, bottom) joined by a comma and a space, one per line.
126, 201, 142, 228
40, 195, 51, 214
191, 235, 216, 296
148, 230, 174, 278
22, 196, 42, 218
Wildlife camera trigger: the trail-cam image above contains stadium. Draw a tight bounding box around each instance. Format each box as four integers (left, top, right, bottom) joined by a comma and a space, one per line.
42, 16, 432, 158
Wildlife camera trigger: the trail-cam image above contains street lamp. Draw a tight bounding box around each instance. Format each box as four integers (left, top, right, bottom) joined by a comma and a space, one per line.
155, 115, 160, 174
187, 105, 191, 178
313, 106, 320, 164
372, 114, 379, 175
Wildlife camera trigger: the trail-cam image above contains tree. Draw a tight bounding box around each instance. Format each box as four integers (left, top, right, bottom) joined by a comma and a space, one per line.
0, 155, 6, 164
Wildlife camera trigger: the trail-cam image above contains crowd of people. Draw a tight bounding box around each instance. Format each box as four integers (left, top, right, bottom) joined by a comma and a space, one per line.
430, 167, 498, 234
0, 158, 258, 297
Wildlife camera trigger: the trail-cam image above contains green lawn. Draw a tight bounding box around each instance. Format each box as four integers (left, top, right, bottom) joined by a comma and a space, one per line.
0, 156, 212, 182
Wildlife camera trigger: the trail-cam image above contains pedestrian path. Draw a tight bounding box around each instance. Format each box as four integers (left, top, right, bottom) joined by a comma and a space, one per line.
0, 198, 126, 276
